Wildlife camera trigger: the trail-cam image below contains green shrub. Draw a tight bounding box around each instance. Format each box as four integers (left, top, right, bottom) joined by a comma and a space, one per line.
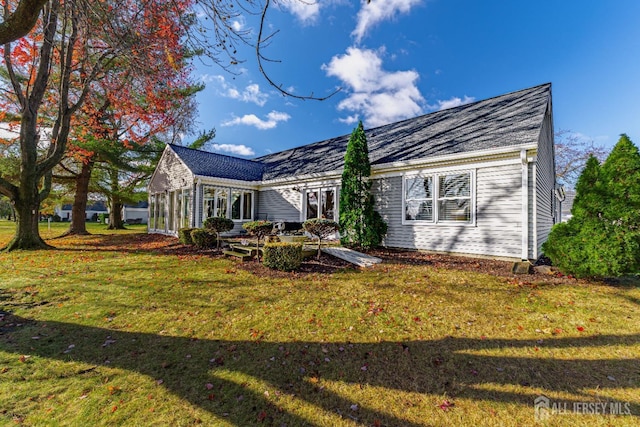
262, 242, 303, 271
203, 217, 234, 233
203, 217, 234, 248
190, 228, 216, 248
178, 227, 197, 245
543, 135, 640, 278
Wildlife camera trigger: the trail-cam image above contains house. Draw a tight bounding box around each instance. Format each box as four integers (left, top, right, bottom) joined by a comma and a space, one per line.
559, 189, 575, 222
148, 83, 558, 260
122, 201, 149, 224
54, 201, 108, 222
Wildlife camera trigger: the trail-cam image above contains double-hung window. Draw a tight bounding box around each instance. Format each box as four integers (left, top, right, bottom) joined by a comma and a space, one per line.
403, 171, 474, 224
405, 176, 433, 221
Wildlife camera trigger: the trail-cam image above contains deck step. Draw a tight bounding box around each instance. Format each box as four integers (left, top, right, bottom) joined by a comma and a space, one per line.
223, 250, 254, 260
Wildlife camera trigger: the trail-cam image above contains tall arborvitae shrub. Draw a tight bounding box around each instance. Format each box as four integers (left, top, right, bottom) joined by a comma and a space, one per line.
543, 134, 640, 277
339, 121, 387, 249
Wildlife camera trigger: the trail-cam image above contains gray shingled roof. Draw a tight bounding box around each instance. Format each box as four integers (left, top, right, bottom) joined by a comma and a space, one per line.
169, 144, 264, 181
256, 83, 551, 181
171, 83, 550, 183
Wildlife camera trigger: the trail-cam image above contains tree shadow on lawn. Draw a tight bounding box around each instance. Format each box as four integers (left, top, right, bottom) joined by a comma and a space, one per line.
1, 313, 639, 426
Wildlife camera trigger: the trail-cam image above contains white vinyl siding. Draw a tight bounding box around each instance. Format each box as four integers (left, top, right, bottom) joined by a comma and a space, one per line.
375, 162, 523, 258
534, 105, 556, 258
257, 188, 301, 222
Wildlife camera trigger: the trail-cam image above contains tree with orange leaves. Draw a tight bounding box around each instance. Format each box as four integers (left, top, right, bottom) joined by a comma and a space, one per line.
0, 0, 194, 249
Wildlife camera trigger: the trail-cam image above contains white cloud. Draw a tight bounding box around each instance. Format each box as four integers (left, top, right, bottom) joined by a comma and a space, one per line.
322, 47, 424, 127
211, 144, 255, 156
227, 84, 268, 106
428, 95, 475, 111
222, 110, 291, 130
231, 19, 244, 32
204, 75, 269, 106
352, 0, 422, 43
281, 0, 321, 24
338, 114, 360, 125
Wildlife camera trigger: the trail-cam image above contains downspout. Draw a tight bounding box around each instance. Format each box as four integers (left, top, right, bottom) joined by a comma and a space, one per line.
521, 149, 529, 260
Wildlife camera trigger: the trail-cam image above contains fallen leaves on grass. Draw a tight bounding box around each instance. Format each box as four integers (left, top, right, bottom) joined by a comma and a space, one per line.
438, 399, 454, 411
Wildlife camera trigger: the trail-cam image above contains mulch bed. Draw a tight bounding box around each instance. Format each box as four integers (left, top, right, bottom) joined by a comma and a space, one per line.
96, 233, 581, 283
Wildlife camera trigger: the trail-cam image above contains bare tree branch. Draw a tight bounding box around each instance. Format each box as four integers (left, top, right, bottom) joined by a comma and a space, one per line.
255, 0, 339, 101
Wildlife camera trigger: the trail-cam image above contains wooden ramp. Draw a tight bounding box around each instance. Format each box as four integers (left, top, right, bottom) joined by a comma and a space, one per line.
321, 247, 382, 268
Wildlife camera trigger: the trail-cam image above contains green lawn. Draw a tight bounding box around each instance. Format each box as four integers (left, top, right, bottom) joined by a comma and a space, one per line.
0, 220, 639, 426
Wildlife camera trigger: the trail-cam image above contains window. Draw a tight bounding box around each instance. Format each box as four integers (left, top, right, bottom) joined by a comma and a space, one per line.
203, 186, 252, 222
204, 187, 215, 219
243, 192, 252, 220
157, 193, 166, 231
438, 173, 471, 222
182, 189, 191, 228
321, 189, 335, 220
405, 176, 433, 221
304, 188, 337, 220
215, 189, 228, 217
404, 171, 473, 224
231, 191, 253, 220
149, 195, 156, 229
306, 190, 318, 220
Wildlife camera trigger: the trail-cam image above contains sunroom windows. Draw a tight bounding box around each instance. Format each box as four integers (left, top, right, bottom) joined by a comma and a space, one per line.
203, 186, 253, 221
403, 170, 474, 224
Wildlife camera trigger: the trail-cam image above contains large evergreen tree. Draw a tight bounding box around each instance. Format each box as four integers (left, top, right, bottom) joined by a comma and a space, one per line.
339, 121, 387, 249
543, 134, 640, 277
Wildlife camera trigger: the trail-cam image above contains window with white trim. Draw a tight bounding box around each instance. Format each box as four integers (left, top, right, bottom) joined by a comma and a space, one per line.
304, 188, 337, 220
181, 189, 191, 228
403, 171, 473, 224
231, 191, 253, 220
438, 173, 471, 222
203, 186, 253, 222
405, 176, 433, 221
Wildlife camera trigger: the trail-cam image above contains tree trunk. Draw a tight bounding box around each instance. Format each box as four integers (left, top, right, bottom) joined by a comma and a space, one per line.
5, 171, 50, 251
65, 160, 94, 236
106, 200, 125, 229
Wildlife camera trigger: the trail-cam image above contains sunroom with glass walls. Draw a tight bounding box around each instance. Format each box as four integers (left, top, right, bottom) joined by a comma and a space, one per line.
199, 185, 254, 231
148, 187, 192, 234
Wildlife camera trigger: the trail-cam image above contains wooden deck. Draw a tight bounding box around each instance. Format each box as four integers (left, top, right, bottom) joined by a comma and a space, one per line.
321, 247, 382, 268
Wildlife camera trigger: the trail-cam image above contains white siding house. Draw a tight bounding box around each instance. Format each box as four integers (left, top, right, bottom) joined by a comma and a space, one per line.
148, 83, 558, 260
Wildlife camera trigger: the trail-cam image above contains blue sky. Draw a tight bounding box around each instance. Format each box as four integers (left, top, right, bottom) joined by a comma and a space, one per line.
191, 0, 640, 158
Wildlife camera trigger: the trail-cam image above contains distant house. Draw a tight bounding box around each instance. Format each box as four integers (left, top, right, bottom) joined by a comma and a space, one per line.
122, 201, 149, 224
148, 83, 559, 260
55, 201, 108, 222
559, 189, 576, 222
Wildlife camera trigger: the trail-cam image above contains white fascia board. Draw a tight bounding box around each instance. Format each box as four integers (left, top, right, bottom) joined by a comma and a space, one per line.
195, 175, 260, 190
374, 144, 538, 174
259, 170, 343, 188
